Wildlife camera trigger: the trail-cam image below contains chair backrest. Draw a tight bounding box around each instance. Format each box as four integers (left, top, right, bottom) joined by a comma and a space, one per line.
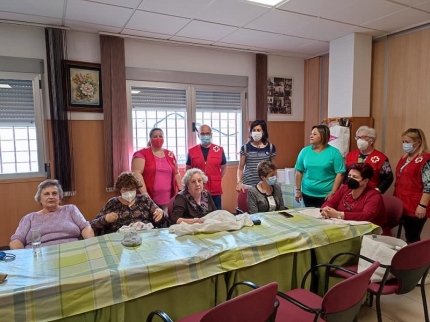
200, 282, 278, 322
237, 188, 249, 213
391, 238, 430, 294
321, 261, 380, 322
382, 195, 404, 229
167, 196, 175, 219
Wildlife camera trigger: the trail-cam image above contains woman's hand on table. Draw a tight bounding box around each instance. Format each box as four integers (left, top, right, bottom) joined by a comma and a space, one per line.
153, 208, 165, 222
105, 212, 119, 223
193, 218, 205, 224
320, 206, 343, 219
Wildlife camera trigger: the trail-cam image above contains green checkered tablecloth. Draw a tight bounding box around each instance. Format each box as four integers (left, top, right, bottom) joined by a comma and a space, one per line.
0, 210, 378, 321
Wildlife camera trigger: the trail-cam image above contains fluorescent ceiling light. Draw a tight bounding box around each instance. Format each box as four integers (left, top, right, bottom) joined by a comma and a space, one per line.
246, 0, 284, 6
0, 84, 11, 88
131, 90, 140, 94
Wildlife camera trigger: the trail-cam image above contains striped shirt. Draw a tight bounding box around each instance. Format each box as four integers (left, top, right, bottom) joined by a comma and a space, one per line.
240, 142, 276, 185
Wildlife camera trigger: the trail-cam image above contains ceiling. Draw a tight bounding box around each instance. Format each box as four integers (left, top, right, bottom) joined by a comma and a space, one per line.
1, 0, 430, 58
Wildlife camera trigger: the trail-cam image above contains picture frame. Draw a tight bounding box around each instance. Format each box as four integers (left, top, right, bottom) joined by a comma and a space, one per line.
267, 76, 292, 116
64, 60, 103, 112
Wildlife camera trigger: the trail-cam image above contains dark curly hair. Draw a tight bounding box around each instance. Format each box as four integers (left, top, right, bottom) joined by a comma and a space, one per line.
348, 163, 374, 180
257, 161, 277, 178
114, 172, 143, 191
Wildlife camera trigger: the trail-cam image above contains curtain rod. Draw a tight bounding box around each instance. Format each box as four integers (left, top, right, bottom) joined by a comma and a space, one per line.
0, 19, 70, 30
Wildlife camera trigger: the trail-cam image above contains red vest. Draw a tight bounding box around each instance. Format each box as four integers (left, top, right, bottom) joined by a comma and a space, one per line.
345, 149, 387, 189
188, 144, 223, 195
394, 153, 430, 218
132, 147, 178, 199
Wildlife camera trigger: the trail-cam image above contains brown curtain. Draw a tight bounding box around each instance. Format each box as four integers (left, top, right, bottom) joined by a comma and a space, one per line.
256, 53, 268, 122
100, 35, 129, 190
45, 28, 75, 196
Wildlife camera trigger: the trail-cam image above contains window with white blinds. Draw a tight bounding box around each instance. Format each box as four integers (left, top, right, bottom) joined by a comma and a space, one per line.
131, 86, 188, 163
128, 82, 245, 164
0, 73, 45, 177
195, 90, 241, 162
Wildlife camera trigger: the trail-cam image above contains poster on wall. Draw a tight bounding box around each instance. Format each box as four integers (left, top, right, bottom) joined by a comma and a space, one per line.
267, 77, 292, 115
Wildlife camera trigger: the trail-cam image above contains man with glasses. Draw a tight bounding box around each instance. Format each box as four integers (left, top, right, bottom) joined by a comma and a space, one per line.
345, 126, 393, 193
186, 125, 227, 210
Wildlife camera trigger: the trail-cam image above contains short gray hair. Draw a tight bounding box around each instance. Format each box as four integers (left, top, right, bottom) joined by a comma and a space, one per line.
356, 126, 377, 142
182, 168, 208, 187
34, 179, 64, 203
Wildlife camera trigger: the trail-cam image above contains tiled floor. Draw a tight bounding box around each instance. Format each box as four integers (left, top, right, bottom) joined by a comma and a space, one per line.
357, 283, 430, 321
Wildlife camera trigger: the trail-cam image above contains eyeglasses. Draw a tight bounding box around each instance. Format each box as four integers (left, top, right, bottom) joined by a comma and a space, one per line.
355, 136, 372, 141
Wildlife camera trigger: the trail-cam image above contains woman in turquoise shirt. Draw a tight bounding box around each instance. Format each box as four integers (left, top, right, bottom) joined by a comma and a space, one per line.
295, 125, 346, 207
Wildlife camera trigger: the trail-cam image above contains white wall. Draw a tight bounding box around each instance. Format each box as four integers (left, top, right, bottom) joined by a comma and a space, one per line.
67, 31, 306, 121
267, 55, 305, 122
0, 24, 50, 115
125, 39, 257, 119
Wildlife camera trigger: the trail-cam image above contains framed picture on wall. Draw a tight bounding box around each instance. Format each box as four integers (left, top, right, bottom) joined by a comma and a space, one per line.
267, 76, 292, 115
65, 60, 103, 112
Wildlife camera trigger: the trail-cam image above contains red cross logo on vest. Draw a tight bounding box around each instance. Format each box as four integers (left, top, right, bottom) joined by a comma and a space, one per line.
370, 156, 380, 163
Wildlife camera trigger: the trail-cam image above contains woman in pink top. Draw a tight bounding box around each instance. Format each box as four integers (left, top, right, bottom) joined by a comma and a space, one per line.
131, 128, 182, 212
9, 180, 94, 249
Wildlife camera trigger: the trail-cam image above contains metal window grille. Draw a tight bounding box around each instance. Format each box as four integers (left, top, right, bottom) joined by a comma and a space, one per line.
0, 79, 38, 174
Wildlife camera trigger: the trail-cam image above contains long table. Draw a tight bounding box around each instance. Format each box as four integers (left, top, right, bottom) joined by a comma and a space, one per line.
0, 210, 378, 321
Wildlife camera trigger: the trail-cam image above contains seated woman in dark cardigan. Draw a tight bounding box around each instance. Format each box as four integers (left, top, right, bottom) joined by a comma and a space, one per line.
171, 168, 217, 224
321, 162, 389, 234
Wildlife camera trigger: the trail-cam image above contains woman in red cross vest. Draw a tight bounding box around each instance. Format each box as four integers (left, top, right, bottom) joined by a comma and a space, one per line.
394, 128, 430, 243
132, 128, 182, 212
345, 126, 393, 193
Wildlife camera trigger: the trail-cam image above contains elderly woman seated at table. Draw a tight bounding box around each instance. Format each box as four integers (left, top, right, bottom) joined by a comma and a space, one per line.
91, 172, 169, 235
247, 161, 286, 214
9, 180, 94, 249
320, 163, 389, 234
171, 168, 217, 224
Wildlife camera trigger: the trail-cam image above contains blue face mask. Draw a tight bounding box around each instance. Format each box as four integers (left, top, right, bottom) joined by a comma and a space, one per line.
200, 135, 211, 145
402, 142, 415, 154
267, 176, 277, 186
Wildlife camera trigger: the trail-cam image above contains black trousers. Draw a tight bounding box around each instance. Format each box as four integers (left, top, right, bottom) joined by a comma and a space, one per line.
302, 193, 326, 208
402, 214, 427, 243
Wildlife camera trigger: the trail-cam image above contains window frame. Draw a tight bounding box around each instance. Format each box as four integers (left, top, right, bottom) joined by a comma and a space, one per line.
126, 80, 247, 166
0, 71, 47, 179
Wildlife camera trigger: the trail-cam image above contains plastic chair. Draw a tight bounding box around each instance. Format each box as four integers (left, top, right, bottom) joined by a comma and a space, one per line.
146, 281, 278, 322
275, 261, 380, 322
382, 194, 404, 238
235, 188, 249, 214
328, 238, 430, 322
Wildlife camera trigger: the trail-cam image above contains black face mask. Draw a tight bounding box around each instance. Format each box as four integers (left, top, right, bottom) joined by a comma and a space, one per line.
347, 177, 361, 190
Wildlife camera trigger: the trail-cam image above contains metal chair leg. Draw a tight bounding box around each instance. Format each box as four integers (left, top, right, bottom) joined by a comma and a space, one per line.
368, 293, 374, 307
375, 294, 382, 322
421, 282, 429, 322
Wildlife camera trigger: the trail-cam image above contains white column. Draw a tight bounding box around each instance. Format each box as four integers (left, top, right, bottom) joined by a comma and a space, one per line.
328, 33, 372, 117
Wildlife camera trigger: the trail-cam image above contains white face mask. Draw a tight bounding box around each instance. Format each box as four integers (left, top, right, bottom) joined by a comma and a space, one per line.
121, 190, 136, 202
356, 139, 369, 151
252, 131, 263, 141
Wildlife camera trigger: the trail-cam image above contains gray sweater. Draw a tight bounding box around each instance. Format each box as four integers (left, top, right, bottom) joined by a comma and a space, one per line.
246, 183, 286, 214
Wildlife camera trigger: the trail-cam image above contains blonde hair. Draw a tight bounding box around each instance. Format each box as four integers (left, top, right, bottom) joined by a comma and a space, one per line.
402, 128, 429, 155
